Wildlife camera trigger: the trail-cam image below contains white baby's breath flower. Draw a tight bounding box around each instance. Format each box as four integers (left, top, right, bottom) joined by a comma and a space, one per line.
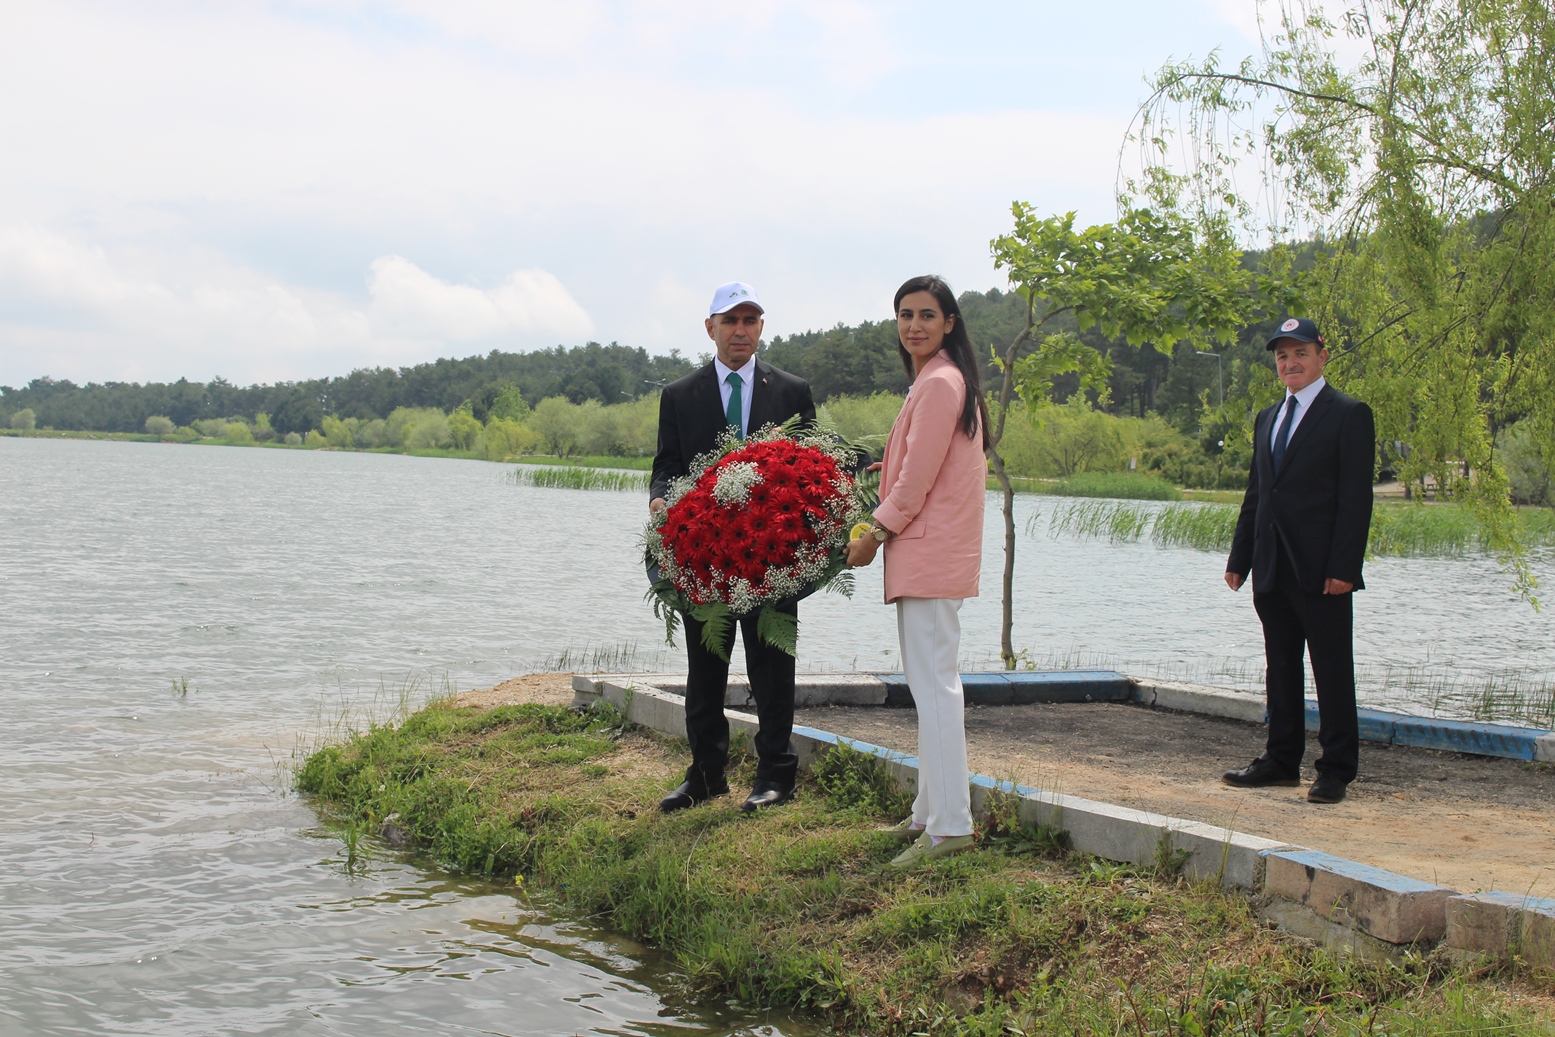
711, 461, 763, 505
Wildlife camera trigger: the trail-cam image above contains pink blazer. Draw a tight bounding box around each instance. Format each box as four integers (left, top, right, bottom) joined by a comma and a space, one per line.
873, 351, 986, 603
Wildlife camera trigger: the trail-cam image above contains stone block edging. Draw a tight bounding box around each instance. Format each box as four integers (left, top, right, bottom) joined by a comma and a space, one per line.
1262, 849, 1455, 945
573, 674, 1295, 892
568, 673, 1541, 958
1131, 679, 1555, 762
1128, 679, 1269, 723
592, 672, 1555, 764
881, 669, 1134, 706
1446, 892, 1555, 966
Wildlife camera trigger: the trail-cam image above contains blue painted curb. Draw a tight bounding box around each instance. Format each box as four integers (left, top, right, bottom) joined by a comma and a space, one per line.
1458, 891, 1555, 916
863, 670, 1553, 762
1302, 701, 1552, 761
876, 670, 1133, 707
791, 724, 918, 768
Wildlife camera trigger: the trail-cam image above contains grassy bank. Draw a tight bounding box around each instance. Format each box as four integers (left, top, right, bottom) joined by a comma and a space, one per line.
2, 427, 162, 443
513, 454, 653, 471
998, 473, 1184, 500
296, 700, 1551, 1035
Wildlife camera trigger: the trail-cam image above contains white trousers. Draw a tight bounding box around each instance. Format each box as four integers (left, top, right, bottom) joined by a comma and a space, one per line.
897, 596, 972, 837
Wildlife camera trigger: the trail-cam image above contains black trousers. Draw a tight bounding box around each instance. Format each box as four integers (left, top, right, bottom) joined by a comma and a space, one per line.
681, 602, 798, 792
1253, 554, 1360, 783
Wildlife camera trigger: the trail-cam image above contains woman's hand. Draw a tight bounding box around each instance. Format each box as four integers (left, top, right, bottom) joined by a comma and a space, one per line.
846, 536, 880, 568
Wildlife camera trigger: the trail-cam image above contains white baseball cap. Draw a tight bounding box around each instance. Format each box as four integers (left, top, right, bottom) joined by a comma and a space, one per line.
708, 281, 764, 316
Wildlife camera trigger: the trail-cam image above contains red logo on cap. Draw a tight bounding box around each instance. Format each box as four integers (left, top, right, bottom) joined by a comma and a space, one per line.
1280, 318, 1299, 332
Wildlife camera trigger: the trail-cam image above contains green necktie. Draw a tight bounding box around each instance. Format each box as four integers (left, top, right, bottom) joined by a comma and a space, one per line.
725, 372, 744, 436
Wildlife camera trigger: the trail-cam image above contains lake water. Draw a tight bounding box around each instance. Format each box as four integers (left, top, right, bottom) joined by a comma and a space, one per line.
3, 437, 1551, 1035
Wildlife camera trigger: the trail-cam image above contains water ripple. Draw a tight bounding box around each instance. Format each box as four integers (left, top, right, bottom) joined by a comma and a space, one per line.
2, 436, 1548, 1035
0, 438, 813, 1037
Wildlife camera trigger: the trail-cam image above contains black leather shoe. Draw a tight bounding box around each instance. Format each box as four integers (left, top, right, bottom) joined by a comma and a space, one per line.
659, 781, 727, 814
740, 781, 794, 813
1222, 757, 1300, 788
1307, 776, 1348, 803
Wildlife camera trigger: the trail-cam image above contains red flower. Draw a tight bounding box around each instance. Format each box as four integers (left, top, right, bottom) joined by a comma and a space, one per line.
654, 438, 854, 610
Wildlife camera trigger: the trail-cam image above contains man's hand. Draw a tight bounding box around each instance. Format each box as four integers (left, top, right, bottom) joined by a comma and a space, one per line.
649, 497, 666, 516
846, 536, 880, 567
1323, 578, 1353, 595
1225, 572, 1244, 591
865, 461, 883, 473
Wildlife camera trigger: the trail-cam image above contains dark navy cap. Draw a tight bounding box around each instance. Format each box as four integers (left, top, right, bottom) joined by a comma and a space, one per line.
1267, 316, 1324, 349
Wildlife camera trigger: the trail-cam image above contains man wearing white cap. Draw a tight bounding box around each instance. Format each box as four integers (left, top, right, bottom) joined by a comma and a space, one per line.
650, 282, 816, 814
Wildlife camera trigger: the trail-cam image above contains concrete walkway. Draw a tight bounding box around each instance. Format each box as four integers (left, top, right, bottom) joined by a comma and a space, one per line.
793, 698, 1555, 900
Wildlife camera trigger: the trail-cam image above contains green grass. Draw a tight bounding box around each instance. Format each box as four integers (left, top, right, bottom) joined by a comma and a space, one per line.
1366, 503, 1555, 557
1, 428, 161, 442
1039, 499, 1555, 559
1150, 502, 1244, 551
514, 454, 654, 470
1042, 500, 1154, 543
1368, 503, 1555, 557
539, 640, 669, 673
507, 465, 650, 492
1043, 471, 1183, 501
296, 703, 1552, 1036
1398, 665, 1555, 729
995, 473, 1183, 500
1179, 487, 1249, 504
398, 447, 484, 460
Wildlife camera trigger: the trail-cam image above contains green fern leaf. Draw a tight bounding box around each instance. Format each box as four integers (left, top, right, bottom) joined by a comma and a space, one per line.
755, 605, 799, 656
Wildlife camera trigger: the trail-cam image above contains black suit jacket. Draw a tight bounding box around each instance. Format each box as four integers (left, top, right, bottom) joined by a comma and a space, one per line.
650, 358, 816, 502
1227, 382, 1375, 595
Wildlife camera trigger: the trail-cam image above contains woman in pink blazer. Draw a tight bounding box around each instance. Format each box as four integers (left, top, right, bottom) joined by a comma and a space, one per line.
846, 274, 989, 868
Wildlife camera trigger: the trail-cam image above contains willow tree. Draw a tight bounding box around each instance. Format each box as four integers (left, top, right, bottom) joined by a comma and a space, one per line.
1139, 0, 1555, 600
985, 204, 1295, 668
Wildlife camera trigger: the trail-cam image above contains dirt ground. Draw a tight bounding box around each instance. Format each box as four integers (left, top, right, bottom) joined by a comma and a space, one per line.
452, 673, 1555, 899
445, 672, 580, 710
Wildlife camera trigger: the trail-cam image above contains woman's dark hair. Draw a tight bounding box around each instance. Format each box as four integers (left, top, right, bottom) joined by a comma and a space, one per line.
893, 274, 989, 449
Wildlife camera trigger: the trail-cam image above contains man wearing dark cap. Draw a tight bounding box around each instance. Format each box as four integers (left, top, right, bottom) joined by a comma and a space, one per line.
1223, 317, 1376, 804
649, 281, 816, 815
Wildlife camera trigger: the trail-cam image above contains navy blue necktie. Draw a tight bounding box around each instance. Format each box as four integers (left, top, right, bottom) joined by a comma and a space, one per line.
1272, 395, 1299, 471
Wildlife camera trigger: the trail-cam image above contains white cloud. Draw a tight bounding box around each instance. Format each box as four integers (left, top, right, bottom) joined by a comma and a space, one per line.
0, 226, 355, 347
367, 255, 594, 341
0, 0, 1246, 384
0, 227, 590, 384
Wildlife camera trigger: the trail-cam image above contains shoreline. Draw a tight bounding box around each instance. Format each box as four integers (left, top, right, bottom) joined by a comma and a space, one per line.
12, 430, 1555, 515
580, 673, 1555, 929
296, 673, 1555, 1034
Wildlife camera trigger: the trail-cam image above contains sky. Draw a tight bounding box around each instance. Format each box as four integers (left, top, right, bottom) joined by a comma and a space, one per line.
0, 0, 1264, 388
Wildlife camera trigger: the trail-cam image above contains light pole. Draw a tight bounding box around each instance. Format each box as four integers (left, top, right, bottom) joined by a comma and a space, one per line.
1195, 351, 1223, 407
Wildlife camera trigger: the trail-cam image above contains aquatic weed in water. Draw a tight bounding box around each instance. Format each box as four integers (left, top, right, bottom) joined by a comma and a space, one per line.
540, 640, 666, 673
508, 465, 649, 492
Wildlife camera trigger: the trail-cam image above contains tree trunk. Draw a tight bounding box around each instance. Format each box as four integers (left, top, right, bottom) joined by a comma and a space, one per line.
986, 304, 1036, 671
986, 446, 1018, 669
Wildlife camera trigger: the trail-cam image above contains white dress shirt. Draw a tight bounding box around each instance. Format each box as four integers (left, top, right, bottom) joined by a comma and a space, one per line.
713, 357, 754, 436
1270, 376, 1326, 452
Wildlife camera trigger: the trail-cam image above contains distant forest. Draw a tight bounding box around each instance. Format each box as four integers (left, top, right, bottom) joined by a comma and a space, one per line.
0, 288, 1286, 438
